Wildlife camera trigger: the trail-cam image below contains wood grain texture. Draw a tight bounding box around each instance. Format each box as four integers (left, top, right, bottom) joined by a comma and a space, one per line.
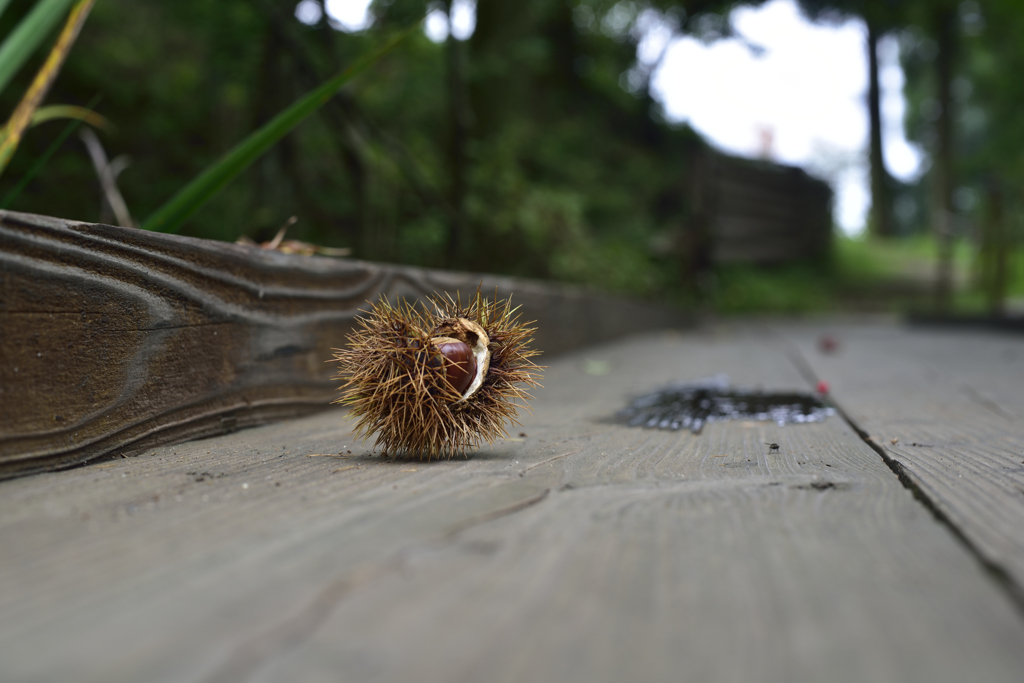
781, 321, 1024, 595
0, 210, 686, 479
1, 326, 1022, 683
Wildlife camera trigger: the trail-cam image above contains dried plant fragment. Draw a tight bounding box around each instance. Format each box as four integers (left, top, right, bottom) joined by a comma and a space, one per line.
236, 216, 351, 256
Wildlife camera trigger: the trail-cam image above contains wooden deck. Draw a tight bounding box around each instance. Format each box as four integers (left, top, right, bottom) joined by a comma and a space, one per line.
2, 320, 1024, 682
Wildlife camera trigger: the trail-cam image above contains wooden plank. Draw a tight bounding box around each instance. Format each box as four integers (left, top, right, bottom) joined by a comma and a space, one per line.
0, 210, 686, 479
1, 328, 1022, 682
782, 321, 1024, 595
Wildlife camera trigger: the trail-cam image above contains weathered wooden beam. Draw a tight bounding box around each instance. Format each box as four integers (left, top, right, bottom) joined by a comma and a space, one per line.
0, 210, 686, 479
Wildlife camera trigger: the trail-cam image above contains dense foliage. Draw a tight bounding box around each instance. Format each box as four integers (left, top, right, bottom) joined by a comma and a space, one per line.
1, 0, 1021, 309
1, 0, 746, 300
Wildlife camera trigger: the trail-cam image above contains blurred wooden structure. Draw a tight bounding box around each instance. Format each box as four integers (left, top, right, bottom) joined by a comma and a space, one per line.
0, 210, 686, 480
691, 151, 833, 265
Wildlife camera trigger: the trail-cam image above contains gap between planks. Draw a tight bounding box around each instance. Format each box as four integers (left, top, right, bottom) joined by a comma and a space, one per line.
779, 326, 1024, 617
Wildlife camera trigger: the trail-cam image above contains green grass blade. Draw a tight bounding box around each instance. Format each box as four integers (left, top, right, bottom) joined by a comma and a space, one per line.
142, 25, 418, 234
0, 93, 99, 209
26, 103, 111, 129
0, 103, 110, 143
0, 0, 94, 176
0, 0, 75, 95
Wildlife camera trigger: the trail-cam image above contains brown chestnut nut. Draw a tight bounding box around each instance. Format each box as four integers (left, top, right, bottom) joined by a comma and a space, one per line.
434, 339, 477, 395
431, 318, 491, 402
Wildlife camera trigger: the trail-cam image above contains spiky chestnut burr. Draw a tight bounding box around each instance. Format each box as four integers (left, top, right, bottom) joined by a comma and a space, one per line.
331, 292, 542, 459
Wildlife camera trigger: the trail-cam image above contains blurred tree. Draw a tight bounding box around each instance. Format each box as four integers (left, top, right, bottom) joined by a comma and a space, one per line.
796, 0, 906, 239
798, 0, 1023, 311
900, 0, 1024, 313
441, 0, 469, 267
948, 0, 1024, 314
930, 0, 957, 311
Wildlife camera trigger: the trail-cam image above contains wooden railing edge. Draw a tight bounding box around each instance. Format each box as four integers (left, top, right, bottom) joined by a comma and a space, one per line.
0, 210, 690, 479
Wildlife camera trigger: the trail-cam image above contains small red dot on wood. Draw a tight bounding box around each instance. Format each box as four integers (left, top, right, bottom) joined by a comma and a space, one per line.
818, 335, 839, 354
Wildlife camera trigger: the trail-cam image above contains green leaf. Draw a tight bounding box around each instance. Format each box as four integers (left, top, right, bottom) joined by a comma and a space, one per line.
0, 0, 14, 22
0, 0, 94, 176
0, 93, 99, 209
0, 103, 110, 142
141, 24, 419, 234
26, 102, 110, 129
0, 0, 75, 95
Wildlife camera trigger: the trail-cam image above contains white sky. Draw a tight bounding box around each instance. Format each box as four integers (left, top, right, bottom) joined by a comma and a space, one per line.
651, 0, 922, 234
425, 0, 477, 41
300, 0, 923, 235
